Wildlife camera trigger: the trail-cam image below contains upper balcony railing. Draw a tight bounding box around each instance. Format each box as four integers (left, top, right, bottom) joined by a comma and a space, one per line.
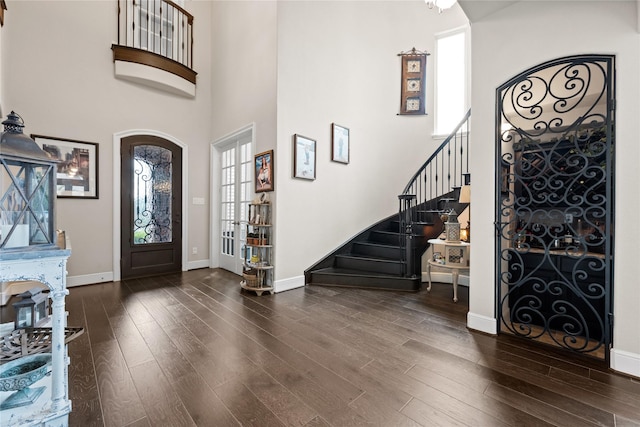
113, 0, 196, 84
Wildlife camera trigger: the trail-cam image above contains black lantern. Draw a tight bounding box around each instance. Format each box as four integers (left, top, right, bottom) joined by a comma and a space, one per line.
0, 111, 57, 250
12, 287, 50, 328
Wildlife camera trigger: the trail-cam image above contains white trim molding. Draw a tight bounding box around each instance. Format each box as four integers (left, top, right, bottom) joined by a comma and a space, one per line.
67, 272, 114, 288
611, 348, 640, 378
187, 260, 211, 271
209, 123, 256, 273
112, 129, 189, 282
114, 60, 196, 98
467, 311, 497, 335
274, 275, 305, 293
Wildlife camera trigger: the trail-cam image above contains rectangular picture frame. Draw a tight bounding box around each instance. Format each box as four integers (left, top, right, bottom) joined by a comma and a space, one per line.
293, 134, 316, 180
254, 150, 274, 193
398, 52, 427, 115
31, 134, 99, 199
331, 123, 350, 164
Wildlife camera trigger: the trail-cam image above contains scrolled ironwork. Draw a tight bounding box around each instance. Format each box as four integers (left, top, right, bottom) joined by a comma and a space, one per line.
496, 55, 614, 360
133, 145, 173, 244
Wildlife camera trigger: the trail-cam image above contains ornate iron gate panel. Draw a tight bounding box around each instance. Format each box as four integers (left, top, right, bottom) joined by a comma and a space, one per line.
496, 55, 615, 360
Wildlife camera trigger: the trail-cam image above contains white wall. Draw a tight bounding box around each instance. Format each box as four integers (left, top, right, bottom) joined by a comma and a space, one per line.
209, 1, 278, 153
208, 1, 278, 272
2, 1, 214, 280
0, 14, 3, 117
469, 0, 640, 376
274, 1, 468, 283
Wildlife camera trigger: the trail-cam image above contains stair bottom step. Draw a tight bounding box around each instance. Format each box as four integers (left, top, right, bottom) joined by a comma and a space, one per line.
308, 267, 421, 292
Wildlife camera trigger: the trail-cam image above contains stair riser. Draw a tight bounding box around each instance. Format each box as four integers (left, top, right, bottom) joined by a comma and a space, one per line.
389, 220, 435, 234
369, 231, 402, 245
308, 273, 421, 291
352, 243, 402, 259
335, 256, 403, 275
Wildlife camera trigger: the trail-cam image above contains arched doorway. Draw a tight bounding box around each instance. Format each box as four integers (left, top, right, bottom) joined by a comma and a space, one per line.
495, 55, 615, 361
120, 135, 183, 279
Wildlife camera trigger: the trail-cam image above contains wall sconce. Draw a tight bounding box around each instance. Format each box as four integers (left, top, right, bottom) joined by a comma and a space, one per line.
12, 287, 50, 328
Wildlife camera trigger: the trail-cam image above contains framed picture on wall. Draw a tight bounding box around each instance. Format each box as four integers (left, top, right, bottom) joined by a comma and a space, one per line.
398, 48, 429, 115
293, 134, 316, 180
254, 150, 274, 193
32, 134, 99, 199
331, 123, 350, 164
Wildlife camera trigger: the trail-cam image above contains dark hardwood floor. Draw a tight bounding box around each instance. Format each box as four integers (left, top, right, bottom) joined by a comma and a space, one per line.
59, 268, 640, 426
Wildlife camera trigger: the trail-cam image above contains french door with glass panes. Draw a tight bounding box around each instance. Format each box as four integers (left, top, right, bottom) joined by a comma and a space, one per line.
219, 136, 252, 275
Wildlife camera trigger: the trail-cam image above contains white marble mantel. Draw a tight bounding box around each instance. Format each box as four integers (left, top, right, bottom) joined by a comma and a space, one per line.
0, 247, 72, 427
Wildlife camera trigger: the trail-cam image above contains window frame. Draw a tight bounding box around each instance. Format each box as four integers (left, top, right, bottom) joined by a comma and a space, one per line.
433, 25, 471, 138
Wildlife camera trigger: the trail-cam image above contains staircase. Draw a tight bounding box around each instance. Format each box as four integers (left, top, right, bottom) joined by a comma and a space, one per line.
304, 110, 471, 291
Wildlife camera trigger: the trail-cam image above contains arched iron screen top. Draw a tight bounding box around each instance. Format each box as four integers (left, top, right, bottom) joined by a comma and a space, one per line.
496, 55, 615, 359
133, 145, 173, 244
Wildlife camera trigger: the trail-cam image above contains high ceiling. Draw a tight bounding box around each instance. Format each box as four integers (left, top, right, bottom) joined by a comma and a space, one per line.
457, 0, 520, 22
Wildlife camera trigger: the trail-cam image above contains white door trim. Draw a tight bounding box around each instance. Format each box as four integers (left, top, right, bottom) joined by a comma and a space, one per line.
210, 123, 255, 271
113, 129, 189, 282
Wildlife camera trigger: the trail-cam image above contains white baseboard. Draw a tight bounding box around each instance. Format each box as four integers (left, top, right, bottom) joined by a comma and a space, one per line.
67, 272, 114, 288
274, 275, 305, 293
187, 259, 211, 270
467, 311, 497, 335
611, 348, 640, 378
65, 261, 209, 288
421, 271, 470, 286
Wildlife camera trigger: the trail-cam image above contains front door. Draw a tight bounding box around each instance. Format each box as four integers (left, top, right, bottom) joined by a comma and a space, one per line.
218, 134, 252, 275
121, 135, 182, 279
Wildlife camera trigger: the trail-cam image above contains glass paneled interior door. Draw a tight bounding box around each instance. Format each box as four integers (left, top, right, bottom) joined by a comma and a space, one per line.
218, 135, 252, 275
121, 135, 182, 279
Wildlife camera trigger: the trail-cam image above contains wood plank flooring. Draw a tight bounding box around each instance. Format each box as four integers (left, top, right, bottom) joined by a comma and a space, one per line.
58, 268, 640, 426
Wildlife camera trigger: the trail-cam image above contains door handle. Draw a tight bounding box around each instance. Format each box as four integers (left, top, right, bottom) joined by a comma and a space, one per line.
232, 221, 240, 225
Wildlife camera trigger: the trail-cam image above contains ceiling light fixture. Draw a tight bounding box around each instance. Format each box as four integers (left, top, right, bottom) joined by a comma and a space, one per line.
425, 0, 457, 13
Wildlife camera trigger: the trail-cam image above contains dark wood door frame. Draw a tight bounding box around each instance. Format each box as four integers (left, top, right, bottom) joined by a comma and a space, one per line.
113, 130, 188, 281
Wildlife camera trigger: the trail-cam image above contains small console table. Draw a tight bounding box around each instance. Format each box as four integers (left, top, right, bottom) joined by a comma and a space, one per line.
426, 238, 470, 302
0, 248, 72, 426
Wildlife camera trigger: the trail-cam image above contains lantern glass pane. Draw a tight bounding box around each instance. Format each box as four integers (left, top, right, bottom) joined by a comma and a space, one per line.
16, 306, 32, 328
27, 165, 52, 244
35, 301, 47, 324
1, 160, 54, 247
1, 161, 28, 247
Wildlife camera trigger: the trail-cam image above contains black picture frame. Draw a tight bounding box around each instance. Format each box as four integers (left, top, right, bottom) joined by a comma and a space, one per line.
293, 134, 316, 180
32, 134, 99, 199
254, 150, 274, 193
331, 123, 350, 164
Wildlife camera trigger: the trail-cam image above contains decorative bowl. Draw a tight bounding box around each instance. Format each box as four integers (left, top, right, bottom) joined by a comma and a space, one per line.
0, 353, 52, 410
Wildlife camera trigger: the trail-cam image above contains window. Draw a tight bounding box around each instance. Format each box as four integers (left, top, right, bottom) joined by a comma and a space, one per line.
434, 26, 470, 136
